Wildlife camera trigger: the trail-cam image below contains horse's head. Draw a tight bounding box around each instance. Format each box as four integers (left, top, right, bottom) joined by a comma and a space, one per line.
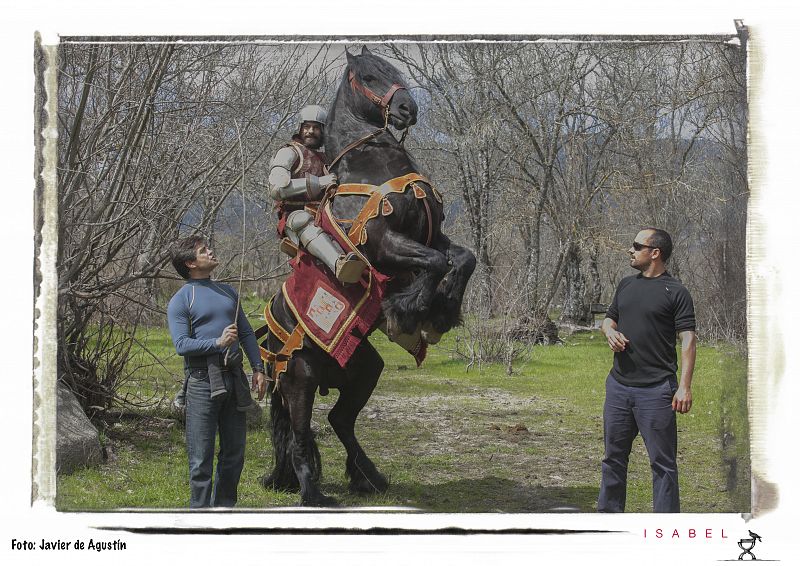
345, 46, 418, 130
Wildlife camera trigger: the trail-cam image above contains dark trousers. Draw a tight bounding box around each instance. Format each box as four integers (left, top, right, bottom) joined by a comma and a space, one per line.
598, 374, 679, 513
185, 368, 247, 508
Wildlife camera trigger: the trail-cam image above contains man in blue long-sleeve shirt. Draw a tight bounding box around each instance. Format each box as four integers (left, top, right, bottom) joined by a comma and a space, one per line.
167, 235, 267, 508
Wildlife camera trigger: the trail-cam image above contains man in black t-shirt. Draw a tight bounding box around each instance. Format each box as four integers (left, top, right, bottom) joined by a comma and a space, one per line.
598, 228, 696, 513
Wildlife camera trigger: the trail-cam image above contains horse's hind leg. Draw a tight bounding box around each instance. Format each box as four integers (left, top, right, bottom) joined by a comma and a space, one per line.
328, 341, 389, 495
277, 356, 335, 507
261, 383, 323, 493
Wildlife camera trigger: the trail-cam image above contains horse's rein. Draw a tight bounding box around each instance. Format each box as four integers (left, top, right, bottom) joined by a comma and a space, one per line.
326, 71, 410, 174
348, 70, 405, 110
325, 113, 388, 173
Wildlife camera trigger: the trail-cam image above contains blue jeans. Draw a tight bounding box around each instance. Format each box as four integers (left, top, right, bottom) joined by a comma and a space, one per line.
185, 368, 247, 508
598, 374, 679, 513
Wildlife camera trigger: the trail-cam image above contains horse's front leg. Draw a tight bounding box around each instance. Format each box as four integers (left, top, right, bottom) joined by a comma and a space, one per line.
373, 230, 449, 336
425, 233, 477, 339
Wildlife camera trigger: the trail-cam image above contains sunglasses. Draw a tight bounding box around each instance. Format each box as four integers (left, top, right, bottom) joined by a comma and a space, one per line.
632, 242, 657, 251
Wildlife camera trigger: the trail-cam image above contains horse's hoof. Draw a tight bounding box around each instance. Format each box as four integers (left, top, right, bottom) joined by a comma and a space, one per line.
421, 323, 442, 345
385, 316, 399, 340
301, 494, 339, 508
260, 473, 299, 492
350, 474, 389, 495
259, 474, 281, 491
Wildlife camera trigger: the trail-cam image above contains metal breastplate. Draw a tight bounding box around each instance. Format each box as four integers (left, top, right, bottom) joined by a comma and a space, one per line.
290, 141, 327, 180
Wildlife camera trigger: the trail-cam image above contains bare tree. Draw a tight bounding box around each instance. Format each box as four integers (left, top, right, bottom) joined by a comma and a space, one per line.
56, 38, 748, 395
388, 43, 516, 316
387, 39, 746, 368
57, 42, 339, 412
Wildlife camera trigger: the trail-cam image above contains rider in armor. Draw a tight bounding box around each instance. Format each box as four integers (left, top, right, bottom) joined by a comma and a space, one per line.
268, 105, 366, 284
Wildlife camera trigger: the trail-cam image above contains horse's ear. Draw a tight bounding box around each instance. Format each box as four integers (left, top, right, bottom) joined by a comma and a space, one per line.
346, 49, 356, 66
361, 45, 371, 56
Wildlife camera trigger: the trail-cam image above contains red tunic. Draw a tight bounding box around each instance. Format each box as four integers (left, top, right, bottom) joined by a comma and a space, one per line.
276, 140, 329, 237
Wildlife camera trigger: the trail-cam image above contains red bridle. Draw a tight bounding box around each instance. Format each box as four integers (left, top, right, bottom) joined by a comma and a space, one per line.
348, 70, 407, 112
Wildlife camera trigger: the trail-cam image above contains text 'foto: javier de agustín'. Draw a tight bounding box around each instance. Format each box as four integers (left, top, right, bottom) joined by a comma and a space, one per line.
11, 538, 127, 552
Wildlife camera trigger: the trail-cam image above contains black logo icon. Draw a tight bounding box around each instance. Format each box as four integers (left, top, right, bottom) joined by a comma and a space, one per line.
737, 530, 762, 561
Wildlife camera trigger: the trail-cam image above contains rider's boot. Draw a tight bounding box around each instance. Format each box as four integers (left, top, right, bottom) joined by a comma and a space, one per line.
279, 237, 299, 257
334, 251, 367, 284
289, 211, 366, 284
306, 232, 365, 284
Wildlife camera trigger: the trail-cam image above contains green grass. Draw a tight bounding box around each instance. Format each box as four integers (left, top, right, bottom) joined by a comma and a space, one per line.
57, 327, 750, 513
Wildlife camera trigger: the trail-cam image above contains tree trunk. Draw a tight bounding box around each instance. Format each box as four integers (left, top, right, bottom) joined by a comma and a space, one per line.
588, 240, 602, 304
560, 242, 592, 325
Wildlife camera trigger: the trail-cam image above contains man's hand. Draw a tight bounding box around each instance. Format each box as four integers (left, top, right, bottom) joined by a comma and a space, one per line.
319, 173, 337, 188
216, 324, 238, 348
605, 329, 629, 352
672, 385, 692, 414
252, 371, 268, 401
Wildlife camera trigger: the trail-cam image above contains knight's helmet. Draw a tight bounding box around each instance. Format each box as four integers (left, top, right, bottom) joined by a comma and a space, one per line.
297, 105, 328, 132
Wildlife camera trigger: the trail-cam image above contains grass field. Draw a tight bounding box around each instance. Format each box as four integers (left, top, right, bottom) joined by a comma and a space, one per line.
56, 309, 750, 513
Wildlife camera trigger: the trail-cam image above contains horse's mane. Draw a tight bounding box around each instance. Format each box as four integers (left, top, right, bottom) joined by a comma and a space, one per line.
348, 48, 406, 84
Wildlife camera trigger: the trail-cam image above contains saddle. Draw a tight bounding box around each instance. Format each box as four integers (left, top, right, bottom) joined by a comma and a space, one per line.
333, 172, 442, 248
256, 173, 439, 388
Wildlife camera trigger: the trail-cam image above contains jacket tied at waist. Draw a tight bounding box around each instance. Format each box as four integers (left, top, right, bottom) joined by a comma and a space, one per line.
186, 349, 256, 412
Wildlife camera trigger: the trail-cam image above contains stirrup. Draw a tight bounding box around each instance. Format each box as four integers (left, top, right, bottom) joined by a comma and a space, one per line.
335, 252, 366, 284
280, 237, 299, 257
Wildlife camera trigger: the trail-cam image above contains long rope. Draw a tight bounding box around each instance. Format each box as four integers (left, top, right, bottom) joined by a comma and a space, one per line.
225, 119, 247, 365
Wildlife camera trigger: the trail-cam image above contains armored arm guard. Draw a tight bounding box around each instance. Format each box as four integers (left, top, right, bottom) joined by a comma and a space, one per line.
268, 146, 334, 201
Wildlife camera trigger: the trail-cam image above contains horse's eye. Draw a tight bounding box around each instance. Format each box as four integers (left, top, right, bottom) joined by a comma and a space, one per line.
363, 74, 376, 82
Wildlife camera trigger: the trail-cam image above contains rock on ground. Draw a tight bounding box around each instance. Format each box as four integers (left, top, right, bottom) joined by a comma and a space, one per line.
56, 382, 102, 474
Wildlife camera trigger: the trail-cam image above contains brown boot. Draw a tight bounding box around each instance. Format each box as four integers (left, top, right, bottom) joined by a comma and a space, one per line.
279, 237, 299, 257
335, 252, 367, 284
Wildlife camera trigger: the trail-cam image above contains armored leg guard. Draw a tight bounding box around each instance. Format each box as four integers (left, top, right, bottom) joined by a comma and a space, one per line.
286, 210, 366, 284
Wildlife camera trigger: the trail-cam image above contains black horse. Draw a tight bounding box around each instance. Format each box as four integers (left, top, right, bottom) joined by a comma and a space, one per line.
261, 46, 476, 506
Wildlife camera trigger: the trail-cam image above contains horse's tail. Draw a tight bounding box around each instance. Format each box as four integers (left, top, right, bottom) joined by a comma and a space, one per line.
260, 384, 300, 491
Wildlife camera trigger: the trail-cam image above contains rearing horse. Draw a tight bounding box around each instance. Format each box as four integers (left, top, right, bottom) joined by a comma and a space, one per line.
260, 46, 475, 506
